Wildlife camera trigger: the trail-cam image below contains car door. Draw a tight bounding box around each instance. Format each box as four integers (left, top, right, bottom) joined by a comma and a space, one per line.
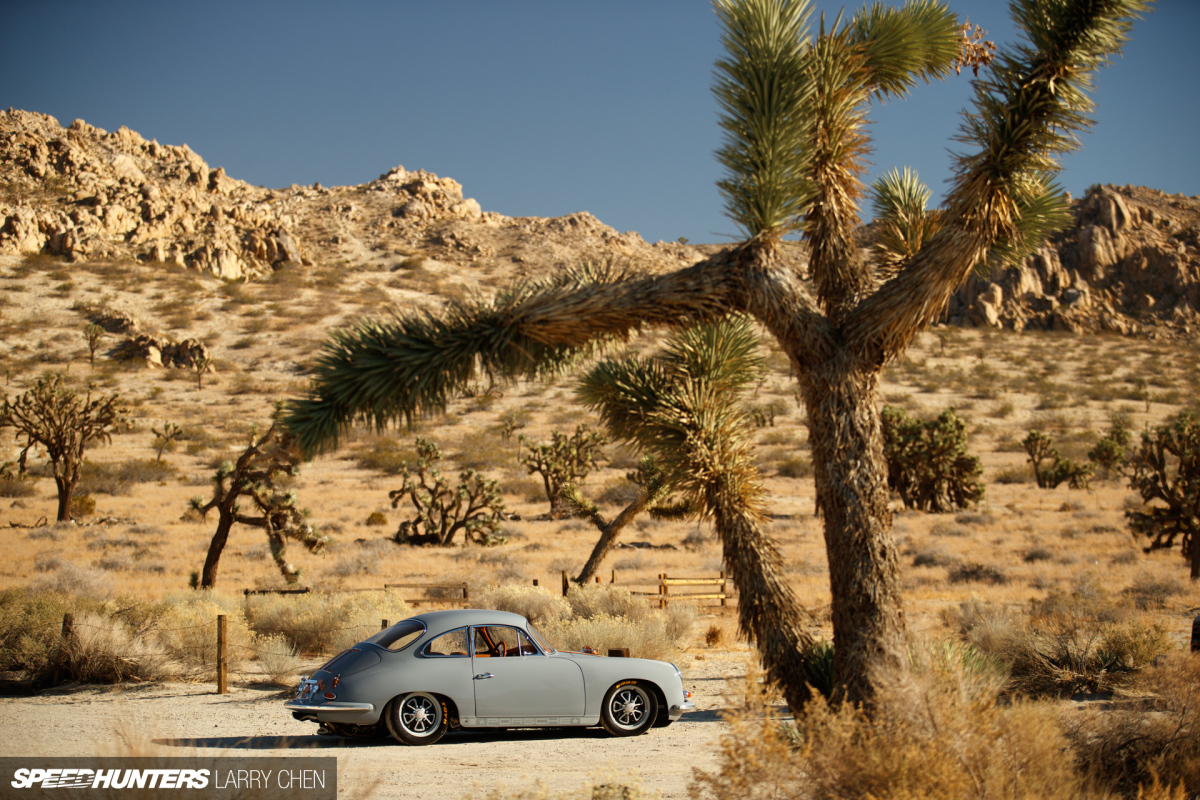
471, 625, 585, 721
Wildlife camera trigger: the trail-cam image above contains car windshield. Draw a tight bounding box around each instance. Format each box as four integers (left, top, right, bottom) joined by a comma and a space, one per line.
526, 622, 555, 654
364, 619, 426, 651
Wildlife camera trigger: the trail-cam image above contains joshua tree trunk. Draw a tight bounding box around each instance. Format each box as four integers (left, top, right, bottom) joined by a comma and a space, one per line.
201, 509, 235, 589
799, 364, 906, 699
575, 491, 650, 584
54, 476, 73, 522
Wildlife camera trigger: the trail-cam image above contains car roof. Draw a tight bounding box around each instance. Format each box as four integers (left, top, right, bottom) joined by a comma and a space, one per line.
408, 608, 528, 636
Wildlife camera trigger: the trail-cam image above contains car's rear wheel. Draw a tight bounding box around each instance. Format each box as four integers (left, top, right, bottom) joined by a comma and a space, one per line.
387, 692, 448, 745
600, 681, 658, 737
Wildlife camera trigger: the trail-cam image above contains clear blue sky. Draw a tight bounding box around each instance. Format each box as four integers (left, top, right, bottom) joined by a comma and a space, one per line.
3, 1, 1196, 245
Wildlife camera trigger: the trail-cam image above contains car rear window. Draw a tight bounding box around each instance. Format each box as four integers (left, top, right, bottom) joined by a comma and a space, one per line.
364, 619, 426, 651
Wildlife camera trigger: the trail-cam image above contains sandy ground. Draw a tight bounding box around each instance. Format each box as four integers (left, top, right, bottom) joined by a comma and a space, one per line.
2, 651, 751, 799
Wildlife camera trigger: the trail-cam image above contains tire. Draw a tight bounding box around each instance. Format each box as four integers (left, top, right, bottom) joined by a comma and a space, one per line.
386, 692, 448, 745
600, 680, 658, 737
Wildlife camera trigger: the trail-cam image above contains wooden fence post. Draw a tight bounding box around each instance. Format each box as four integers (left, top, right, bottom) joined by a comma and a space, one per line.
611, 569, 616, 584
720, 570, 727, 608
51, 612, 75, 685
532, 579, 539, 587
658, 574, 666, 609
216, 614, 228, 695
561, 570, 569, 597
381, 619, 389, 630
1192, 614, 1199, 653
462, 582, 470, 605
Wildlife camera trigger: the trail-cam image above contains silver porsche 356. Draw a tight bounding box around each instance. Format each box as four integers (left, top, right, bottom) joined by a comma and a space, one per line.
286, 609, 694, 744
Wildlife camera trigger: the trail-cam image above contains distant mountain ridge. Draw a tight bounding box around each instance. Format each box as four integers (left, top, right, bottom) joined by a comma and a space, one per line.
2, 108, 1198, 338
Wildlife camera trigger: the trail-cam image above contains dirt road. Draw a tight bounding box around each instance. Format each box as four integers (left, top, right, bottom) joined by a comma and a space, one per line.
4, 653, 749, 799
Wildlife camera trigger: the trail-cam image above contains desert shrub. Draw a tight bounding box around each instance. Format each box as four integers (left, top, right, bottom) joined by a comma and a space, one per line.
1069, 653, 1200, 798
1122, 573, 1184, 610
252, 633, 304, 685
69, 493, 96, 518
880, 406, 984, 512
351, 435, 419, 474
1023, 546, 1055, 563
565, 583, 649, 621
692, 652, 1082, 800
993, 466, 1032, 484
911, 546, 954, 567
30, 561, 113, 598
1087, 410, 1132, 475
0, 474, 37, 497
945, 578, 1169, 698
474, 584, 572, 624
541, 612, 684, 661
0, 588, 99, 678
775, 455, 812, 478
61, 612, 173, 683
948, 562, 1007, 585
455, 428, 513, 471
596, 477, 641, 506
78, 458, 175, 495
243, 591, 413, 655
364, 511, 388, 527
155, 593, 253, 676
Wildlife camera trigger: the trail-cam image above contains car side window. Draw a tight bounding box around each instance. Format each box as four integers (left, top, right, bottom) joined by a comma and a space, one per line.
474, 625, 538, 657
422, 628, 469, 657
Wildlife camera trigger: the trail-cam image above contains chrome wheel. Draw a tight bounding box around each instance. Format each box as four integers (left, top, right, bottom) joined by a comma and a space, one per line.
600, 681, 658, 737
387, 692, 448, 745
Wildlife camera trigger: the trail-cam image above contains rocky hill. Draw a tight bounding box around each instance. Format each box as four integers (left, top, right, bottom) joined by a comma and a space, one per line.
2, 108, 1198, 337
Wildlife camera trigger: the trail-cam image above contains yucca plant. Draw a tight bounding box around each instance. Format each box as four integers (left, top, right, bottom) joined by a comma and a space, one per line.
284, 0, 1149, 706
570, 316, 823, 710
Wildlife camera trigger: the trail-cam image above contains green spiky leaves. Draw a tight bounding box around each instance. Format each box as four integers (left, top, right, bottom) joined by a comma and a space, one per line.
713, 0, 816, 239
869, 166, 938, 267
850, 0, 961, 100
951, 0, 1151, 227
576, 316, 766, 519
283, 265, 621, 457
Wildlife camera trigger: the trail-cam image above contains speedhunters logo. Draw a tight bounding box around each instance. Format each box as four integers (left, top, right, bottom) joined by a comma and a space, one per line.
1, 758, 335, 798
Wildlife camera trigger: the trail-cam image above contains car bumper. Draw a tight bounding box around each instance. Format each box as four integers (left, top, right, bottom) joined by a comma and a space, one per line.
285, 701, 377, 723
668, 701, 695, 721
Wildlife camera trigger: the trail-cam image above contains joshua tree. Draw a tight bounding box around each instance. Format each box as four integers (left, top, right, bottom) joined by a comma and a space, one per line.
82, 324, 106, 370
571, 317, 823, 710
518, 425, 608, 518
152, 421, 182, 462
283, 0, 1148, 705
1126, 411, 1200, 580
0, 374, 123, 521
1023, 429, 1094, 489
881, 406, 983, 511
191, 418, 328, 588
389, 437, 508, 546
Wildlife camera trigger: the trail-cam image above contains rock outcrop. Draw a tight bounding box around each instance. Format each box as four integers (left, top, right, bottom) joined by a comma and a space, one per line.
945, 185, 1200, 337
3, 109, 1199, 337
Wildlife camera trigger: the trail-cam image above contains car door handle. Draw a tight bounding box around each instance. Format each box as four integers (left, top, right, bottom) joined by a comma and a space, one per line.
473, 673, 494, 680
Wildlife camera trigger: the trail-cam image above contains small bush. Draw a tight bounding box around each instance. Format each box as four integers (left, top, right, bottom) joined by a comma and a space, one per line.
475, 585, 572, 625
252, 633, 304, 685
243, 591, 413, 655
1122, 573, 1184, 610
541, 612, 684, 661
0, 475, 38, 497
155, 593, 253, 676
78, 459, 176, 495
364, 511, 388, 527
62, 612, 174, 683
948, 562, 1007, 585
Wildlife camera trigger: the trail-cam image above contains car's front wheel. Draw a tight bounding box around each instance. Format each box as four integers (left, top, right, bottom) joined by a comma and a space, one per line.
600, 681, 658, 737
386, 692, 448, 745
